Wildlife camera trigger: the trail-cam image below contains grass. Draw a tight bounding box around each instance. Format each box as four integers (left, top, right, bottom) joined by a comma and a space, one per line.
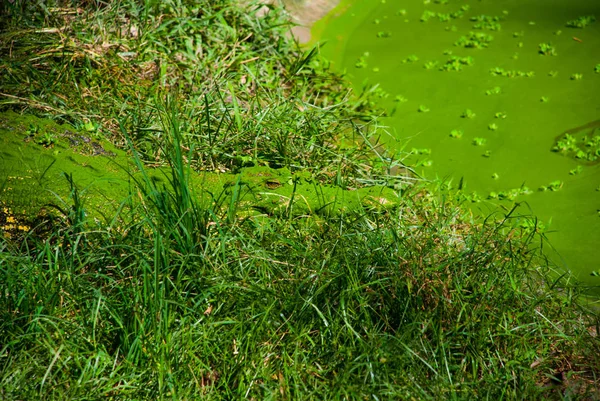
1, 0, 600, 399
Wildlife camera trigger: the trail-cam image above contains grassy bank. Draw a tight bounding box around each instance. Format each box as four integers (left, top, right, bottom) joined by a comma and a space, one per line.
0, 0, 599, 399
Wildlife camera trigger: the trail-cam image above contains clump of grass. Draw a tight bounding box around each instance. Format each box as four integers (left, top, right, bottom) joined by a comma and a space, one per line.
3, 169, 599, 398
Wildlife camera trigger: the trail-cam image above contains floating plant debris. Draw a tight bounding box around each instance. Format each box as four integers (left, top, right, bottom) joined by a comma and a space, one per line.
450, 129, 464, 138
424, 61, 439, 70
411, 148, 432, 155
455, 32, 493, 48
440, 56, 473, 71
461, 109, 476, 118
566, 15, 596, 29
420, 7, 467, 23
538, 42, 557, 56
489, 67, 534, 78
355, 52, 370, 68
539, 180, 563, 192
485, 86, 501, 95
553, 130, 600, 162
470, 15, 503, 31
570, 166, 583, 175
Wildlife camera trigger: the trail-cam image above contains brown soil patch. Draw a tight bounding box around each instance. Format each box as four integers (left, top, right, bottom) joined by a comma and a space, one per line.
252, 0, 341, 43
283, 0, 341, 43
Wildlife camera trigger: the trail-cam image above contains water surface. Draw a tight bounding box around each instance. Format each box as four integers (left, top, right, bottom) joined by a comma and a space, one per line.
312, 0, 600, 289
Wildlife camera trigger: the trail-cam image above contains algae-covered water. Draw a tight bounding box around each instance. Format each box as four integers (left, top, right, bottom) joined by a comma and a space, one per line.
312, 0, 600, 288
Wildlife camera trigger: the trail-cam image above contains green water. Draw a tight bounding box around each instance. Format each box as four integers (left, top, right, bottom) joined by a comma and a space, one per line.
312, 0, 600, 288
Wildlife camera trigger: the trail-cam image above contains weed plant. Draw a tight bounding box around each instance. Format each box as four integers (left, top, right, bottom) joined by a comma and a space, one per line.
0, 1, 599, 400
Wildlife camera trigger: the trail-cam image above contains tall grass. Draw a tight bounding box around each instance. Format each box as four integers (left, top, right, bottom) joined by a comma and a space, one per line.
1, 158, 599, 399
0, 0, 599, 400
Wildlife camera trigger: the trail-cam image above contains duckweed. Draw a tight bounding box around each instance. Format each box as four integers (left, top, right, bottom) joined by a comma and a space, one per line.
570, 166, 583, 175
538, 42, 557, 56
539, 180, 563, 192
470, 15, 503, 31
455, 32, 493, 48
489, 67, 534, 78
450, 129, 464, 138
424, 61, 439, 70
566, 15, 596, 28
461, 109, 476, 118
439, 56, 473, 71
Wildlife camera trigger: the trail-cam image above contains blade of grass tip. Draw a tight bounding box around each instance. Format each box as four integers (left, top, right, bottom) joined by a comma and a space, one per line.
400, 342, 439, 377
286, 176, 298, 220
204, 93, 213, 148
40, 344, 64, 396
290, 46, 318, 77
227, 176, 243, 224
118, 118, 155, 194
227, 82, 243, 133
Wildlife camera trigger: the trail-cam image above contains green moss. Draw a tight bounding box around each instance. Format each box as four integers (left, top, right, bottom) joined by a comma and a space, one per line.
0, 112, 399, 228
